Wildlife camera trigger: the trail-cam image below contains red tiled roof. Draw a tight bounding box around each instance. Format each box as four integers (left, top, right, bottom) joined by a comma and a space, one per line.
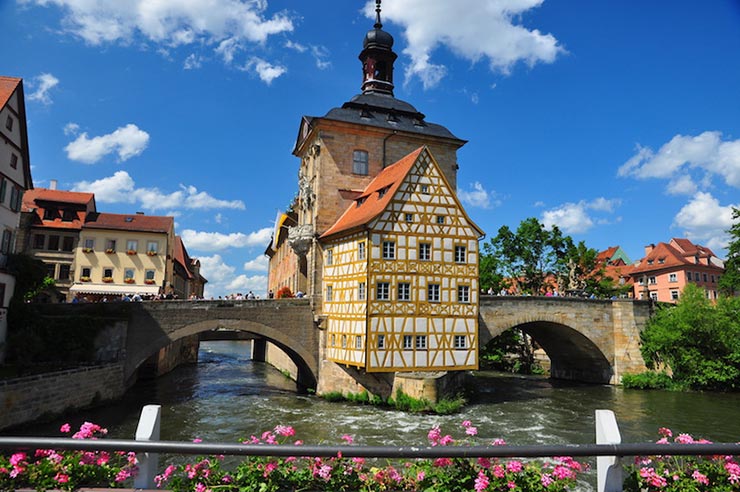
630, 238, 722, 275
597, 246, 619, 263
174, 236, 194, 279
320, 147, 425, 238
84, 212, 174, 233
0, 76, 21, 109
22, 188, 95, 212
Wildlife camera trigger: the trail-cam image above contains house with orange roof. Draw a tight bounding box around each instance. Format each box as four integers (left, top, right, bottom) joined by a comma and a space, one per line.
19, 185, 97, 299
320, 146, 484, 372
173, 235, 207, 299
627, 238, 724, 302
1, 76, 34, 361
69, 211, 176, 300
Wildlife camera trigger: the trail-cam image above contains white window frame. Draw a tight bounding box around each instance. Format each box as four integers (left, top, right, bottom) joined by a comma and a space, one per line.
358, 241, 366, 260
419, 243, 431, 261
377, 335, 386, 350
376, 282, 390, 300
358, 282, 366, 301
458, 285, 470, 303
455, 245, 466, 263
453, 335, 467, 349
428, 284, 440, 302
382, 241, 395, 259
403, 335, 413, 349
326, 249, 333, 266
353, 150, 369, 175
398, 282, 411, 301
326, 285, 333, 302
415, 335, 427, 350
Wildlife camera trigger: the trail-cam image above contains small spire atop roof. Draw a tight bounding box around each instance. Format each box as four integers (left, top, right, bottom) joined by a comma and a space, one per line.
374, 0, 383, 29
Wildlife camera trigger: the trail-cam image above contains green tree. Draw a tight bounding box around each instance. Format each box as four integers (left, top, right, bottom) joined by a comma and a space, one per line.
719, 206, 740, 296
639, 283, 740, 391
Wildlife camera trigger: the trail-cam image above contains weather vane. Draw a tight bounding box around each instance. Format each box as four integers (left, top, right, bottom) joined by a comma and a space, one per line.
375, 0, 383, 29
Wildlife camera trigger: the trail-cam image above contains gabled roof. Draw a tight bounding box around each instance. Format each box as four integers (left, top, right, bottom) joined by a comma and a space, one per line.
84, 212, 174, 233
320, 147, 424, 238
22, 188, 96, 230
630, 238, 724, 275
0, 76, 21, 109
174, 236, 194, 279
320, 146, 484, 240
23, 188, 96, 210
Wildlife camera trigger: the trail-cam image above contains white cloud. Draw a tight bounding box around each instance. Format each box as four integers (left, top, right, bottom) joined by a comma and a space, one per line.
243, 57, 286, 84
180, 228, 272, 252
672, 192, 737, 252
23, 0, 294, 49
183, 53, 203, 70
243, 255, 268, 272
63, 122, 80, 136
457, 182, 497, 209
618, 131, 740, 192
541, 197, 621, 234
72, 170, 246, 210
199, 254, 267, 297
65, 124, 150, 164
365, 0, 563, 88
28, 73, 60, 104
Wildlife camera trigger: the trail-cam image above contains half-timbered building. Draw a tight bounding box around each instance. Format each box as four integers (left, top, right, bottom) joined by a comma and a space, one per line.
320, 146, 484, 372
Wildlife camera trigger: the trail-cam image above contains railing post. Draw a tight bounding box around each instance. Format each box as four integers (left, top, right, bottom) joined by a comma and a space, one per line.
596, 409, 623, 492
134, 404, 161, 489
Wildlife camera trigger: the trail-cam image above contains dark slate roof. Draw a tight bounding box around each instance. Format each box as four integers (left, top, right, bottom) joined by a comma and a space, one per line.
321, 92, 464, 142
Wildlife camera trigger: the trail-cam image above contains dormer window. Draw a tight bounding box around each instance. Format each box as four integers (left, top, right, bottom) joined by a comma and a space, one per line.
43, 208, 58, 220
378, 186, 389, 198
647, 260, 653, 265
356, 196, 367, 207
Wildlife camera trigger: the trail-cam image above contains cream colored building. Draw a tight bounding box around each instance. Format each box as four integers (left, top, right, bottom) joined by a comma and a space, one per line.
70, 212, 175, 300
320, 147, 483, 372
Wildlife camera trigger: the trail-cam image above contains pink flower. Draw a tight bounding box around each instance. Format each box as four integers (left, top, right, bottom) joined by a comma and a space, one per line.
478, 457, 492, 469
507, 480, 517, 489
692, 470, 709, 485
552, 465, 575, 480
274, 425, 295, 437
439, 434, 454, 446
428, 425, 441, 446
60, 423, 71, 433
466, 426, 478, 436
115, 469, 132, 482
493, 464, 506, 478
462, 420, 472, 428
341, 434, 354, 444
263, 462, 278, 477
434, 457, 452, 467
492, 438, 507, 446
541, 473, 554, 487
54, 473, 70, 483
417, 470, 426, 481
318, 464, 333, 480
675, 433, 694, 444
474, 470, 490, 492
506, 460, 523, 473
193, 438, 203, 443
9, 453, 26, 466
725, 461, 740, 484
195, 483, 207, 492
658, 427, 673, 438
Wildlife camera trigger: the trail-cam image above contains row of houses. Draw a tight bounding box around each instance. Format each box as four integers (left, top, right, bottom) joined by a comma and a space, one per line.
18, 185, 207, 302
1, 76, 206, 364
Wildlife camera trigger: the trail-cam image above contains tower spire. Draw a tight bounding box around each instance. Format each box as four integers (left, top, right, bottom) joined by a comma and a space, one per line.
360, 0, 397, 95
374, 0, 383, 29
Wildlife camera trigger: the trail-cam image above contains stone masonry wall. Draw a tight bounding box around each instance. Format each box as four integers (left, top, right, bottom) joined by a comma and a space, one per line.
0, 364, 125, 431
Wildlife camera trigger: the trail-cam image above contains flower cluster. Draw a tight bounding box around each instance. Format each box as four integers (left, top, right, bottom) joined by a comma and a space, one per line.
624, 428, 740, 492
154, 421, 586, 492
0, 422, 138, 491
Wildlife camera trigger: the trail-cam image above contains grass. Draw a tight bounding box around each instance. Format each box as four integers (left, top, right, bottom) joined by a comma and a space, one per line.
320, 388, 466, 414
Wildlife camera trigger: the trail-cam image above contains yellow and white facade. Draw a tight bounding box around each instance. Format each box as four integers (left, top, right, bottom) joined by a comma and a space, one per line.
320, 147, 483, 372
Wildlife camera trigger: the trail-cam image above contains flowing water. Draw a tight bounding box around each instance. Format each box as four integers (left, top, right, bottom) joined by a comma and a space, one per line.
7, 341, 740, 488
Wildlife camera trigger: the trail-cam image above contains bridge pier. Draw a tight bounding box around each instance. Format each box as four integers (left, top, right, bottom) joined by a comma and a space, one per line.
251, 339, 267, 362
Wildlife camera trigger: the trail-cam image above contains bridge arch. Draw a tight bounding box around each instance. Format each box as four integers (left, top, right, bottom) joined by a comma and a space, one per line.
128, 319, 318, 389
479, 296, 650, 384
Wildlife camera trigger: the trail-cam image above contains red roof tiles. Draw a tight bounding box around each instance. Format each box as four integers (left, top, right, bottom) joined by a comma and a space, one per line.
320, 147, 425, 238
84, 212, 174, 233
0, 76, 21, 109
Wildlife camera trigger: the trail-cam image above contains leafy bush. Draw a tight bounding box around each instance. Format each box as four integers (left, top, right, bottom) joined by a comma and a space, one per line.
275, 286, 293, 298
622, 371, 675, 390
0, 421, 138, 491
624, 427, 740, 491
155, 421, 586, 492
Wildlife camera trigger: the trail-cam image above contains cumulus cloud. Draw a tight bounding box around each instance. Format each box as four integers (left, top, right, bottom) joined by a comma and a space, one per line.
180, 228, 272, 252
672, 192, 737, 252
22, 0, 293, 81
23, 0, 293, 46
243, 255, 268, 272
618, 131, 740, 192
366, 0, 563, 89
28, 73, 60, 104
457, 182, 497, 209
73, 170, 246, 210
541, 198, 621, 234
242, 57, 286, 84
199, 254, 268, 297
65, 124, 150, 164
63, 122, 80, 136
183, 53, 203, 70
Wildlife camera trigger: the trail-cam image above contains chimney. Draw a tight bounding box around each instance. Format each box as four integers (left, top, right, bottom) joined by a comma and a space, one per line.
644, 243, 654, 256
136, 211, 144, 215
49, 179, 57, 190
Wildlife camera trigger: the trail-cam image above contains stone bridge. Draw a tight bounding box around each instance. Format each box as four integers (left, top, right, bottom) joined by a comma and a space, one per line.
479, 296, 652, 384
124, 299, 318, 387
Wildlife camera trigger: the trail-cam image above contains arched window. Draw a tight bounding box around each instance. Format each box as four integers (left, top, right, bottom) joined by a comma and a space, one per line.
353, 150, 369, 175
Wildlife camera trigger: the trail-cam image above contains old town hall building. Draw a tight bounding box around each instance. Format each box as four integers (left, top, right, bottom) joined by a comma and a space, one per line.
266, 3, 483, 379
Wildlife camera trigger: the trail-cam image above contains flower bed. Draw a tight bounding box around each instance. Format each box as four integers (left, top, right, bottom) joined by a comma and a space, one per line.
124, 278, 135, 284
80, 276, 91, 282
126, 250, 136, 255
102, 277, 113, 283
105, 249, 115, 254
625, 428, 740, 492
82, 248, 94, 253
144, 279, 156, 285
146, 251, 157, 256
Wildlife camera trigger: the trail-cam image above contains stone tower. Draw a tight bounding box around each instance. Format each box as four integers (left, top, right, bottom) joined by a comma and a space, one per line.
271, 1, 467, 305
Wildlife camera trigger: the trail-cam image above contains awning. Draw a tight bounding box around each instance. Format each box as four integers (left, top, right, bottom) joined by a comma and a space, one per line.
69, 283, 162, 296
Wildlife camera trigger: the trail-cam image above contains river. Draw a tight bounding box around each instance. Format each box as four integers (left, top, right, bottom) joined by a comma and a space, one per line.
8, 341, 740, 488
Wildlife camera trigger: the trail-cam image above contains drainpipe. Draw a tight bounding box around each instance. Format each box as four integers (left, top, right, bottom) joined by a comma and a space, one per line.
382, 131, 398, 168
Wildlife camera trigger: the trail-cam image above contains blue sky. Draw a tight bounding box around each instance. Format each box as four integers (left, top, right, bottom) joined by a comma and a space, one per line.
3, 0, 740, 298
